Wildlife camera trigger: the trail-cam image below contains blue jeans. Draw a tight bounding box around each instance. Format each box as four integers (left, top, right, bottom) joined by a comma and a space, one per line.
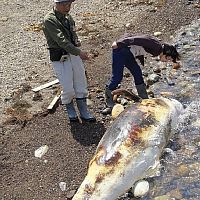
107, 47, 144, 90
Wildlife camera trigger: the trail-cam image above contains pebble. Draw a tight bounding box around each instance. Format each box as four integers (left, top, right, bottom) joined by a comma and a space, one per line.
34, 145, 49, 158
154, 31, 162, 36
86, 98, 94, 106
59, 182, 66, 191
0, 17, 8, 22
168, 188, 183, 199
147, 74, 160, 85
132, 180, 149, 197
153, 195, 172, 200
177, 164, 189, 175
172, 62, 181, 69
102, 107, 112, 115
66, 190, 76, 199
183, 44, 191, 49
111, 104, 124, 119
153, 66, 161, 73
32, 92, 43, 101
192, 119, 200, 127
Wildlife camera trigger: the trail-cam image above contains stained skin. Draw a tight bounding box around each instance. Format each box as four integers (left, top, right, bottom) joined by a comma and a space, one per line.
72, 98, 183, 200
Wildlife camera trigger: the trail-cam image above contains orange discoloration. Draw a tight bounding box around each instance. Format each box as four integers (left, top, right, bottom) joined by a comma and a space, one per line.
89, 145, 106, 167
105, 152, 122, 166
128, 125, 142, 143
95, 173, 105, 184
96, 145, 105, 155
124, 138, 133, 147
146, 102, 156, 107
84, 184, 94, 195
154, 99, 169, 108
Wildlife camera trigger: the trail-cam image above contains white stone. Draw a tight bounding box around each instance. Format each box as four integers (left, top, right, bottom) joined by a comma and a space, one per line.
192, 119, 200, 127
154, 195, 172, 200
111, 104, 124, 119
125, 23, 131, 28
132, 180, 149, 197
34, 145, 49, 158
154, 32, 162, 36
183, 44, 191, 49
121, 98, 128, 106
86, 98, 93, 106
59, 182, 67, 191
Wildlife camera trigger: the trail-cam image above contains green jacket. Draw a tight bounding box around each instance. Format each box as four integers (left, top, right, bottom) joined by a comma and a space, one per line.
43, 9, 81, 56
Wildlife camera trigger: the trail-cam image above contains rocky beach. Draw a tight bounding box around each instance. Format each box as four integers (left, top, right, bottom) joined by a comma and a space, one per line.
0, 0, 200, 199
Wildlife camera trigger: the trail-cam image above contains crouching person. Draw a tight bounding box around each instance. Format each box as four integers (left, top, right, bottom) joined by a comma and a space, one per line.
43, 0, 96, 122
103, 34, 180, 114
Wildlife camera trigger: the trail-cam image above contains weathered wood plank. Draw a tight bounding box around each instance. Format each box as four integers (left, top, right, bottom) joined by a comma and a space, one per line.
47, 91, 62, 110
32, 79, 59, 92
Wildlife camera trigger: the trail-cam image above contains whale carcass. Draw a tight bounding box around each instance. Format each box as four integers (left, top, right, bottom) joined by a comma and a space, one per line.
72, 97, 183, 200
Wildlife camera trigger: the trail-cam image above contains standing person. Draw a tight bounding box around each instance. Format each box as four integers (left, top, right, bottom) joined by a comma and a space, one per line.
43, 0, 96, 122
104, 34, 180, 112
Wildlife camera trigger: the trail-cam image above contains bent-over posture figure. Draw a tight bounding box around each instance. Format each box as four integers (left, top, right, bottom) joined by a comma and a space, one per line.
105, 34, 180, 111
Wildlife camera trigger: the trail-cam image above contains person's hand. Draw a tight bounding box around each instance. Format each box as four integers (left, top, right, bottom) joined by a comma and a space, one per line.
79, 51, 90, 60
112, 41, 118, 49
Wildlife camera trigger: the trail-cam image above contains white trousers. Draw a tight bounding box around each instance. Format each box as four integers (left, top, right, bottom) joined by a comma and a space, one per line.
52, 54, 88, 104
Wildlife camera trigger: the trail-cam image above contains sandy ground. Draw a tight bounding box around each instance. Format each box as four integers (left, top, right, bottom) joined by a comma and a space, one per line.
0, 0, 199, 199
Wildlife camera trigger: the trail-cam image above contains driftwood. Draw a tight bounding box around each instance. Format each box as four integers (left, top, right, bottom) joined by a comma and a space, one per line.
32, 79, 59, 92
47, 90, 62, 110
112, 88, 142, 102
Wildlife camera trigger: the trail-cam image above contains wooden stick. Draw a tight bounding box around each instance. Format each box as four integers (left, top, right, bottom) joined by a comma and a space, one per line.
32, 79, 59, 92
47, 91, 62, 110
112, 88, 142, 102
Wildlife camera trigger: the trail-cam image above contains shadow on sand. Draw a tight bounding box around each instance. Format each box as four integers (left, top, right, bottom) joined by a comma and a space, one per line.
69, 120, 106, 146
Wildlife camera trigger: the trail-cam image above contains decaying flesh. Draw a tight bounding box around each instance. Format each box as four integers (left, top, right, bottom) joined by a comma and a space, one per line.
72, 97, 183, 200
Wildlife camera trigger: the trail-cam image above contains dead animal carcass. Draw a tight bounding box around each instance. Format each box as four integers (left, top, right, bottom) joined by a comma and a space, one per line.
72, 97, 183, 200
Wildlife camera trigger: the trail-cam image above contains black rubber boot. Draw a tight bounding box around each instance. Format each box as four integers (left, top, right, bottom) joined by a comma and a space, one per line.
102, 87, 115, 115
105, 87, 115, 108
135, 83, 149, 99
76, 98, 96, 122
65, 101, 79, 122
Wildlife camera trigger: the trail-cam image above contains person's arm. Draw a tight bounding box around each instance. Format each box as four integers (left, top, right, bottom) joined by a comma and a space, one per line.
44, 19, 81, 55
67, 14, 81, 47
136, 55, 145, 66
